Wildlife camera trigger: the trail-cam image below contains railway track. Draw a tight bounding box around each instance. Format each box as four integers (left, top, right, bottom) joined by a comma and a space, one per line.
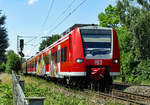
110, 89, 150, 105
83, 84, 150, 105
112, 82, 150, 90
85, 89, 150, 105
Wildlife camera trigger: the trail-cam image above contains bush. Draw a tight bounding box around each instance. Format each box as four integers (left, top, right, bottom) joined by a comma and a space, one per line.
0, 63, 6, 72
136, 60, 150, 81
0, 83, 13, 104
5, 52, 21, 73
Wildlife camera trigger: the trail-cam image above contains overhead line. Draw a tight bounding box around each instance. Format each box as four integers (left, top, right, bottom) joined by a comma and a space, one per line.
55, 0, 76, 22
24, 36, 38, 44
48, 0, 88, 34
42, 0, 54, 27
24, 0, 54, 45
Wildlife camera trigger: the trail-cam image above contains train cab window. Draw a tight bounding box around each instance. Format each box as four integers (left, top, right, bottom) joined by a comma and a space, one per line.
61, 48, 63, 62
64, 47, 67, 62
81, 29, 112, 59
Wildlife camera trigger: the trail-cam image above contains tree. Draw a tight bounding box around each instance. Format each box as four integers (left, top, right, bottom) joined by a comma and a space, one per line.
0, 11, 8, 64
98, 0, 150, 83
116, 0, 150, 82
39, 34, 61, 51
5, 51, 21, 73
116, 0, 150, 59
98, 5, 120, 28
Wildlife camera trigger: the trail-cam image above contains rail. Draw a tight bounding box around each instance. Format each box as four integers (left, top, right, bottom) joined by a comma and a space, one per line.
111, 89, 150, 105
12, 71, 45, 105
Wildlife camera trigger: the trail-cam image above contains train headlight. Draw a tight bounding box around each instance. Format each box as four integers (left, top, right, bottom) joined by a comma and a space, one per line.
114, 59, 119, 64
76, 58, 83, 63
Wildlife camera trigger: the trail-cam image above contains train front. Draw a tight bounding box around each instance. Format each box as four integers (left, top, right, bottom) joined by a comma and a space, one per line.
78, 26, 120, 81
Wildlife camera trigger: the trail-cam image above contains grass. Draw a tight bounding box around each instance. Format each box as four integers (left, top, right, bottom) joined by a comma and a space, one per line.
0, 73, 13, 105
22, 75, 87, 105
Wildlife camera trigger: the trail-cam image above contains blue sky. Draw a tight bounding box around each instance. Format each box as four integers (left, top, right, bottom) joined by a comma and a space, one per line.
0, 0, 116, 58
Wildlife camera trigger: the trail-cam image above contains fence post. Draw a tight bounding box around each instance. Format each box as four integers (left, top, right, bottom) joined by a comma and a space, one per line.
19, 80, 25, 92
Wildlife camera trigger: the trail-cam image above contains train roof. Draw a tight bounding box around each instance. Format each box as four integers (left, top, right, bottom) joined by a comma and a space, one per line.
61, 24, 98, 36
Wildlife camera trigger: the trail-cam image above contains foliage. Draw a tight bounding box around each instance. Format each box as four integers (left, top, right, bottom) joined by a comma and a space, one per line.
135, 59, 150, 81
5, 51, 21, 73
39, 34, 61, 51
0, 62, 5, 72
116, 0, 150, 82
0, 83, 13, 105
98, 5, 120, 28
98, 1, 150, 83
0, 11, 8, 64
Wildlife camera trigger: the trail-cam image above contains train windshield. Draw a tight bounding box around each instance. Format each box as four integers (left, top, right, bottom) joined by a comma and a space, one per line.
80, 29, 112, 59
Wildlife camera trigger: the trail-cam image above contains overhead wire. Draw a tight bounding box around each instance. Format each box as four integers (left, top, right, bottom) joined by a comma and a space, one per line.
35, 0, 76, 41
24, 0, 54, 45
42, 0, 54, 27
47, 0, 88, 34
54, 0, 76, 23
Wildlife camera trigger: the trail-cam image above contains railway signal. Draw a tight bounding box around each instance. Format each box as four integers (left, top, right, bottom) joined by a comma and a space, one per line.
19, 39, 24, 57
20, 39, 24, 51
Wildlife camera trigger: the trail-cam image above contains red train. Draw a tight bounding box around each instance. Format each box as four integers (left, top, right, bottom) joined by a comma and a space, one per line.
22, 24, 120, 89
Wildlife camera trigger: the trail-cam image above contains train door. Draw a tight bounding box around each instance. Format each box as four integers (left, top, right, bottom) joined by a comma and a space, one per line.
49, 50, 52, 77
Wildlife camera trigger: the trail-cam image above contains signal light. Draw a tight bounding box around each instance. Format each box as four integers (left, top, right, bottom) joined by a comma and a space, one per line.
20, 39, 24, 51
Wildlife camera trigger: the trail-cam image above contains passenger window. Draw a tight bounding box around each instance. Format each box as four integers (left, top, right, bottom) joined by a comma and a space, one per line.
61, 48, 63, 62
64, 47, 67, 62
45, 54, 49, 65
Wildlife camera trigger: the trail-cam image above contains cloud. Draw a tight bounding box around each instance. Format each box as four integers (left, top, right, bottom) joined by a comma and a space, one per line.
43, 30, 49, 35
28, 0, 39, 5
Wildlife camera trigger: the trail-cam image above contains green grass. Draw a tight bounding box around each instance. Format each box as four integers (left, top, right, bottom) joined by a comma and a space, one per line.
0, 84, 13, 105
22, 75, 87, 105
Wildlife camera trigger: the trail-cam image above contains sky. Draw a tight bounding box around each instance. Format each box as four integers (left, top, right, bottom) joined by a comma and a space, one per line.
0, 0, 116, 58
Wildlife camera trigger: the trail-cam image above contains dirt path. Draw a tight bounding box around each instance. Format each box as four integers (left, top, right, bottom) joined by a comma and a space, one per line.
0, 73, 12, 84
